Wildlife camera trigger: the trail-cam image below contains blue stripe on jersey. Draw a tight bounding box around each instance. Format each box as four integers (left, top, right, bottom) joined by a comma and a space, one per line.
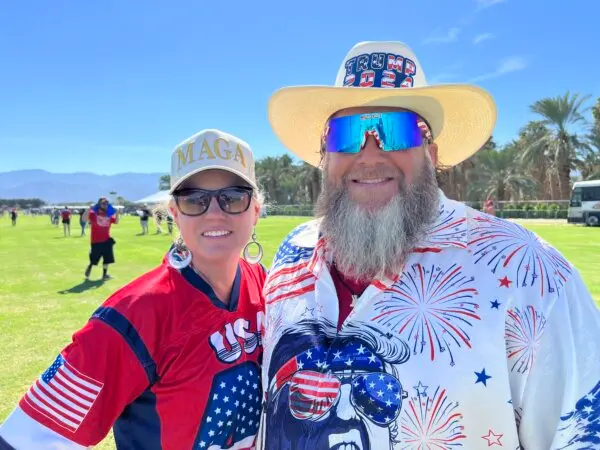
113, 388, 161, 450
259, 263, 268, 276
91, 306, 159, 385
0, 435, 15, 450
180, 264, 242, 312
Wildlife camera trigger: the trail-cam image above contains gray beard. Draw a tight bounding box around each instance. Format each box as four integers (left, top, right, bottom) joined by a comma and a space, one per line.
315, 157, 440, 282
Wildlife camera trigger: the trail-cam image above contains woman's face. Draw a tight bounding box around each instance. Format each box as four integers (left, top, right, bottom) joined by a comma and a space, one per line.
170, 170, 259, 264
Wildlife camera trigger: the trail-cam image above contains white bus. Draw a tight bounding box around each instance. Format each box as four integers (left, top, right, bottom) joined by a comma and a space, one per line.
567, 180, 600, 226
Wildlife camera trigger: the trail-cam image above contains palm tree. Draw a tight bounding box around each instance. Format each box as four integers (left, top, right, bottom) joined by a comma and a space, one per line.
255, 156, 280, 203
437, 137, 496, 201
577, 129, 600, 180
298, 162, 322, 204
158, 174, 170, 191
516, 121, 559, 199
468, 144, 537, 201
529, 91, 591, 199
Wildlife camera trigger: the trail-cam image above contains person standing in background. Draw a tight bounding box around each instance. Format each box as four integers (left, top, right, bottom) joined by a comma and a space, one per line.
61, 206, 71, 237
154, 208, 163, 234
52, 209, 60, 227
84, 197, 119, 281
166, 212, 174, 235
79, 208, 87, 236
139, 204, 150, 235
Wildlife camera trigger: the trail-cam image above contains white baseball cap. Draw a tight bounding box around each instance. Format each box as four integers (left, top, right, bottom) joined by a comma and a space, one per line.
169, 129, 258, 194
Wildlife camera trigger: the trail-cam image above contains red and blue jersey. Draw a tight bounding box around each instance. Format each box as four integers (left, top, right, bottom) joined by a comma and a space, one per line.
0, 250, 266, 449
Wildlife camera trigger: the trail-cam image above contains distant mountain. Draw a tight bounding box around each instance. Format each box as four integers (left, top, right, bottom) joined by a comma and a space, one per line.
0, 170, 165, 204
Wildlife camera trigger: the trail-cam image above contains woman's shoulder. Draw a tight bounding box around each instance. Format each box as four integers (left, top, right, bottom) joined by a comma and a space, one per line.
239, 259, 268, 288
100, 262, 182, 319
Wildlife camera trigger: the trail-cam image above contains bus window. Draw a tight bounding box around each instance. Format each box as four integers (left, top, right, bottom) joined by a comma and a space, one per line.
582, 186, 600, 202
570, 187, 582, 207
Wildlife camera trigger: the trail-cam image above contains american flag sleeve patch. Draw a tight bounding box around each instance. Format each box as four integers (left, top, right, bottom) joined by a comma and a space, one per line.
22, 354, 103, 433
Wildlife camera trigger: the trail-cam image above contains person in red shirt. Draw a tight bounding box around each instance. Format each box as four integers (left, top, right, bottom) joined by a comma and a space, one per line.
484, 197, 496, 216
60, 206, 72, 237
0, 129, 267, 449
84, 197, 119, 281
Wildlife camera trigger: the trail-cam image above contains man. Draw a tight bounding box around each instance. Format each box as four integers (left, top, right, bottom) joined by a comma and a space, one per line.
9, 208, 17, 226
154, 208, 163, 234
52, 208, 60, 226
60, 205, 71, 237
139, 204, 151, 235
84, 197, 119, 281
78, 208, 87, 236
259, 41, 600, 450
166, 211, 174, 235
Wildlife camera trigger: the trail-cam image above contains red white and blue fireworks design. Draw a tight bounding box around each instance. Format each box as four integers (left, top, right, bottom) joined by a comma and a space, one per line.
421, 204, 468, 249
470, 215, 572, 296
399, 384, 466, 449
372, 263, 480, 366
505, 305, 547, 374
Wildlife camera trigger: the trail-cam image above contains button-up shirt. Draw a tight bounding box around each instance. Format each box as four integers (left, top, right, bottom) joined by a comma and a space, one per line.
259, 191, 600, 450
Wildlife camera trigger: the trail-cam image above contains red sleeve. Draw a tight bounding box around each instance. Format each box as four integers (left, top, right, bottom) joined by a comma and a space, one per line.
17, 318, 150, 446
111, 216, 117, 224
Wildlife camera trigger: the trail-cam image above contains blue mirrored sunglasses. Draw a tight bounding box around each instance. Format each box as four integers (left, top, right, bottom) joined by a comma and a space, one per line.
323, 111, 430, 154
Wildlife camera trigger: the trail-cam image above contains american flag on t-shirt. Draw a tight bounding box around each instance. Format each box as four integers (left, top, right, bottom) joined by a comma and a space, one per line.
22, 354, 103, 432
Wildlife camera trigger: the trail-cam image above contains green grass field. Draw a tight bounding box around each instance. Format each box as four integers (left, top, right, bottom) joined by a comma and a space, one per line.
1, 215, 598, 448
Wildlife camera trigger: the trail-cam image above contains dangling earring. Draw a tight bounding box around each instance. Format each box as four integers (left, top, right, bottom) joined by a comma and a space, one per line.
168, 235, 192, 269
243, 230, 263, 264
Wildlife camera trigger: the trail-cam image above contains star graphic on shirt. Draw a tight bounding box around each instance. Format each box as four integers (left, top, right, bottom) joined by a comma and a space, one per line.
499, 276, 512, 288
475, 369, 492, 386
301, 307, 315, 318
482, 429, 503, 446
490, 300, 501, 309
414, 381, 428, 396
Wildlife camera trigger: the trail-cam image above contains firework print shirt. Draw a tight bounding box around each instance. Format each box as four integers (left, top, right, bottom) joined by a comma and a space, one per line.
258, 190, 600, 450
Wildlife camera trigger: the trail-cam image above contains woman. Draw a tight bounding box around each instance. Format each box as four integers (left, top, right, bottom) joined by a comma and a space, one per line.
0, 130, 267, 449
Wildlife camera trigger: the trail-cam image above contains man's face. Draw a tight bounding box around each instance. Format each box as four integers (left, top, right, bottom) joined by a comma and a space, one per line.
315, 106, 440, 282
323, 106, 438, 210
98, 201, 108, 212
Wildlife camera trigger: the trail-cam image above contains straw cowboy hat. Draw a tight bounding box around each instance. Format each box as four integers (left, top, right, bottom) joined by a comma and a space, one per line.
267, 41, 497, 167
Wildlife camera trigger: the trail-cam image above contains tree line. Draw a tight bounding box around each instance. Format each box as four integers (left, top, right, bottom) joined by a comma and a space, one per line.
0, 198, 46, 209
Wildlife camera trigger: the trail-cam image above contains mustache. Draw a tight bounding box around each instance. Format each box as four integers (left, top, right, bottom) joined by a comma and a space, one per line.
342, 164, 403, 182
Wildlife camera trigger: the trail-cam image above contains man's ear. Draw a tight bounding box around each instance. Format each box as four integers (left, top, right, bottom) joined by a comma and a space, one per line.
427, 143, 439, 166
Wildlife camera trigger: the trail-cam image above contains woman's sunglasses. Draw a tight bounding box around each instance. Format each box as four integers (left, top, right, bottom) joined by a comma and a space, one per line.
173, 186, 253, 216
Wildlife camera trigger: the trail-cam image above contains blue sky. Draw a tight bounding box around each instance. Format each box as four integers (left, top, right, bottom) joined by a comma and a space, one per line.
1, 0, 599, 175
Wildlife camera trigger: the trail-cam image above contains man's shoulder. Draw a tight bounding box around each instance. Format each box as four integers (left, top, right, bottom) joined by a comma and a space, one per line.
271, 219, 321, 269
280, 219, 321, 249
463, 206, 579, 296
